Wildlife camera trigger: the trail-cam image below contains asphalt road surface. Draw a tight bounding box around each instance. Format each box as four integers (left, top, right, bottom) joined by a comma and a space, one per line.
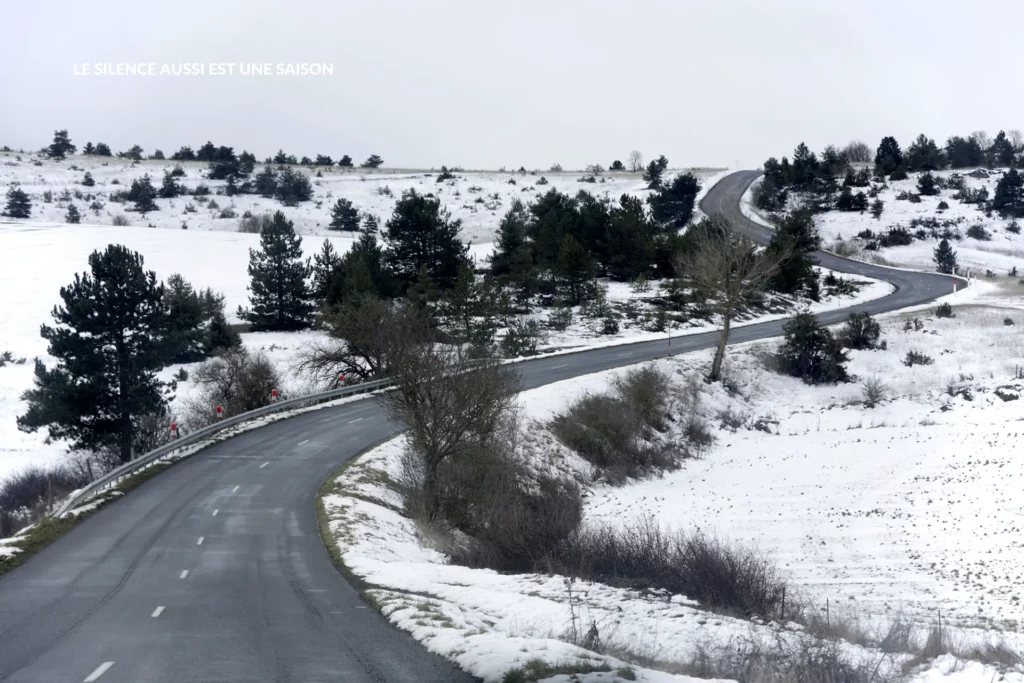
0, 172, 964, 683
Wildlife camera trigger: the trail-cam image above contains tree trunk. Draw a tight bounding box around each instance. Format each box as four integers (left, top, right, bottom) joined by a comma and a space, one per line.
710, 307, 733, 381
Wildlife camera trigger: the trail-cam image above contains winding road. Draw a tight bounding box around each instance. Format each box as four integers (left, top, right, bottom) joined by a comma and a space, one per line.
0, 172, 964, 683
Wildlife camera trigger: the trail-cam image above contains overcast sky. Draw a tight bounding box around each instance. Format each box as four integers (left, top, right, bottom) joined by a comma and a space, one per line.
3, 0, 1023, 170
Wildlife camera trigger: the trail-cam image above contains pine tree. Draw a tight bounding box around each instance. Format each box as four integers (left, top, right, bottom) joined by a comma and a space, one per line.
362, 213, 379, 233
197, 142, 218, 162
343, 231, 393, 298
254, 166, 278, 196
171, 145, 196, 161
127, 174, 158, 213
382, 189, 470, 290
122, 145, 144, 161
874, 136, 904, 177
905, 134, 945, 172
361, 154, 384, 168
989, 130, 1015, 168
871, 198, 884, 219
311, 239, 344, 303
159, 171, 181, 198
766, 210, 820, 297
555, 234, 594, 304
17, 245, 167, 464
83, 142, 96, 155
642, 155, 668, 188
94, 142, 112, 157
648, 172, 701, 230
338, 155, 354, 168
65, 204, 81, 224
605, 194, 656, 281
274, 168, 312, 205
238, 212, 314, 331
992, 168, 1024, 217
159, 273, 209, 363
328, 198, 361, 231
405, 265, 438, 312
790, 142, 819, 188
490, 198, 535, 300
776, 312, 850, 384
82, 170, 95, 187
47, 129, 77, 160
933, 238, 958, 274
4, 186, 32, 218
917, 171, 939, 196
205, 309, 240, 354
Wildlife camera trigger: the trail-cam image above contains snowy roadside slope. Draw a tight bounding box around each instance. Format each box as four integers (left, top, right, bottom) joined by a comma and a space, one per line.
0, 151, 722, 244
323, 292, 1024, 682
742, 168, 1024, 275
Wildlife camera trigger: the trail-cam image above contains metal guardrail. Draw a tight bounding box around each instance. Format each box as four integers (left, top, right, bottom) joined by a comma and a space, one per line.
53, 378, 391, 517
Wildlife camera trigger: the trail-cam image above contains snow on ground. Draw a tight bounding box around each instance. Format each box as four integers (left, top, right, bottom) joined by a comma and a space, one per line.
0, 211, 891, 481
324, 283, 1024, 682
743, 168, 1024, 276
0, 151, 722, 244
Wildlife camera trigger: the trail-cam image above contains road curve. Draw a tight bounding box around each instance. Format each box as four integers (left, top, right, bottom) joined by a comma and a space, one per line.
0, 172, 964, 683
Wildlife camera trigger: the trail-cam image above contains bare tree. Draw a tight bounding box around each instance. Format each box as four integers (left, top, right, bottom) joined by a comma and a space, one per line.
1009, 129, 1024, 152
628, 150, 644, 173
675, 215, 785, 382
379, 334, 522, 520
970, 130, 993, 151
295, 295, 431, 385
842, 140, 872, 163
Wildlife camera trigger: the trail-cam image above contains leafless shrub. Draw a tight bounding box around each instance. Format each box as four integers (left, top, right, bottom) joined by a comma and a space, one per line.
675, 635, 901, 683
296, 296, 432, 385
0, 465, 91, 537
551, 366, 703, 484
237, 212, 275, 233
554, 516, 789, 620
861, 376, 888, 407
111, 214, 131, 226
178, 349, 281, 430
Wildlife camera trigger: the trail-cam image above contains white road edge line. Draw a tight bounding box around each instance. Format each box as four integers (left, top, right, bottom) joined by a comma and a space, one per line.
179, 570, 189, 579
197, 536, 204, 546
551, 364, 568, 369
232, 485, 240, 493
83, 661, 114, 682
212, 509, 219, 516
347, 417, 364, 424
151, 606, 165, 618
298, 439, 309, 445
259, 462, 269, 469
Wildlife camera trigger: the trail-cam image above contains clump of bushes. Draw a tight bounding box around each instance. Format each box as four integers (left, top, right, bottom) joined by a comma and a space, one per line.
551, 367, 709, 484
776, 312, 850, 384
934, 302, 955, 318
839, 312, 883, 350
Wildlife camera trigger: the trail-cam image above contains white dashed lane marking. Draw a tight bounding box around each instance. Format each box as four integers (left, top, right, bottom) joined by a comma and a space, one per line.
83, 662, 114, 681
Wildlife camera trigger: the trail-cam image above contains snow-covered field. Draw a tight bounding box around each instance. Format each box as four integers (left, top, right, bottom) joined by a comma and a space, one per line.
323, 282, 1024, 682
0, 211, 888, 481
744, 168, 1024, 276
0, 151, 723, 244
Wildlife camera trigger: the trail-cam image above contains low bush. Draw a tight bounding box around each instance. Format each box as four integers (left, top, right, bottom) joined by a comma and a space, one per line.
966, 224, 992, 240
556, 516, 789, 619
0, 465, 91, 538
934, 302, 955, 318
551, 367, 705, 483
111, 214, 131, 226
861, 377, 888, 407
903, 350, 934, 367
839, 311, 882, 350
